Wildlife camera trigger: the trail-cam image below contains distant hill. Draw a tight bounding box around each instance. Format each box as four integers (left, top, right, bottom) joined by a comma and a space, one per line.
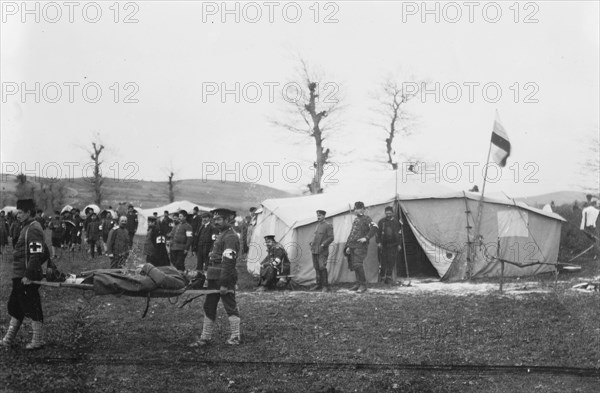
0, 174, 295, 212
516, 191, 591, 208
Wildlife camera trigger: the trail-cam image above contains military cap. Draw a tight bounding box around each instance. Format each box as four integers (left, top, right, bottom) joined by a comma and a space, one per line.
200, 212, 211, 218
128, 204, 134, 208
147, 216, 157, 222
249, 207, 257, 213
385, 206, 393, 212
211, 208, 236, 219
316, 210, 327, 215
264, 235, 276, 241
354, 201, 365, 209
179, 209, 188, 217
193, 206, 199, 212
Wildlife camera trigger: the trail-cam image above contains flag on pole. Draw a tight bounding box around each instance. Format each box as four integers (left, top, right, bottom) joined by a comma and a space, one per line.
490, 112, 511, 167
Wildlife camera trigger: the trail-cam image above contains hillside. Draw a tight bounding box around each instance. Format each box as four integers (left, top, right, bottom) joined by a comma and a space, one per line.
516, 191, 592, 208
0, 174, 295, 212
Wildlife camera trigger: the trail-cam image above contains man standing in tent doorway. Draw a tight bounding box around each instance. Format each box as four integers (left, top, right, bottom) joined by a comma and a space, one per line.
309, 210, 334, 292
376, 206, 402, 285
345, 202, 378, 293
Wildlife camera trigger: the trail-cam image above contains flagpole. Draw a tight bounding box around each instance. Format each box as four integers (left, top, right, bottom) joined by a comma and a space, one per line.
474, 142, 492, 245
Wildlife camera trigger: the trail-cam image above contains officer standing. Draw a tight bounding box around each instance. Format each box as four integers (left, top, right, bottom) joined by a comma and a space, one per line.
106, 216, 131, 269
194, 212, 219, 272
191, 208, 240, 347
344, 201, 378, 293
376, 206, 402, 284
125, 204, 139, 247
1, 198, 47, 350
309, 210, 334, 292
168, 210, 194, 271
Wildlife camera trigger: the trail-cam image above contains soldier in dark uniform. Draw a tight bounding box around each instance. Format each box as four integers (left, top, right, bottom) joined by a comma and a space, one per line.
71, 208, 84, 252
148, 215, 170, 267
309, 210, 334, 292
344, 201, 378, 293
190, 208, 240, 347
191, 207, 202, 236
168, 210, 194, 271
376, 206, 402, 284
125, 205, 139, 247
106, 216, 131, 269
193, 212, 219, 272
0, 210, 9, 254
144, 216, 170, 267
1, 199, 47, 350
257, 235, 291, 292
159, 210, 173, 236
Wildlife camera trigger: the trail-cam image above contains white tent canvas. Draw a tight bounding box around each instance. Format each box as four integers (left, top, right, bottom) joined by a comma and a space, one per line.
135, 200, 213, 236
249, 173, 564, 285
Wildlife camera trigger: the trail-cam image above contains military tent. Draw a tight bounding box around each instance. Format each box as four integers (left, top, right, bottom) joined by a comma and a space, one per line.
248, 175, 564, 284
135, 201, 213, 236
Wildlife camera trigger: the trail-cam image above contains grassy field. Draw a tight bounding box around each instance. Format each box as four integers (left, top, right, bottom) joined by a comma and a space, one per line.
1, 235, 599, 392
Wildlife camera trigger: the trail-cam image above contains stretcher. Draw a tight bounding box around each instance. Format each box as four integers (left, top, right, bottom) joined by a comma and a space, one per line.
32, 264, 232, 317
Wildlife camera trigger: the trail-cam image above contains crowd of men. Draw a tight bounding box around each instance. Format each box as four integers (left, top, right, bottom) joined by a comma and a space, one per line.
4, 193, 597, 350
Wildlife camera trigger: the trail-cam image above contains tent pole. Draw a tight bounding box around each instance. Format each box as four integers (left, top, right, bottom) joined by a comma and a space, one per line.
399, 207, 411, 287
472, 142, 493, 279
498, 237, 504, 293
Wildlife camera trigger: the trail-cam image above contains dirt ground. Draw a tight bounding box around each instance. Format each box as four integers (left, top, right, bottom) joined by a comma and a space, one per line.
1, 236, 599, 392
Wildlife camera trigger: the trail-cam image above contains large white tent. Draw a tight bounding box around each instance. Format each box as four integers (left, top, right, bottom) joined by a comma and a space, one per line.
248, 173, 565, 284
135, 200, 214, 236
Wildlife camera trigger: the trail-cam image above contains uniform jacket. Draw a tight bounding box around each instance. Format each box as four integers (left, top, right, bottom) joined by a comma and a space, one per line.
194, 222, 219, 253
261, 243, 291, 275
12, 218, 45, 280
208, 225, 240, 288
126, 210, 139, 233
191, 215, 202, 236
49, 218, 64, 239
376, 217, 402, 247
101, 218, 114, 237
106, 227, 130, 256
346, 214, 378, 249
86, 220, 102, 241
159, 216, 173, 236
310, 220, 334, 255
169, 221, 193, 251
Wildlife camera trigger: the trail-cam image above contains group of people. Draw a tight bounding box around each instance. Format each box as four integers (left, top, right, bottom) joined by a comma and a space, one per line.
255, 201, 404, 294
1, 195, 244, 349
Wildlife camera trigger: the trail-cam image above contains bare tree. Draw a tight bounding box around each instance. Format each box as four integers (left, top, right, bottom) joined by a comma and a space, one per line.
272, 59, 343, 194
372, 76, 424, 169
162, 162, 178, 203
37, 179, 67, 212
88, 138, 105, 205
167, 171, 175, 203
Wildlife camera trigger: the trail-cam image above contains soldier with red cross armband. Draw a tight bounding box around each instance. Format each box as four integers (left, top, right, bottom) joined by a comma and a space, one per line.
344, 201, 378, 293
2, 198, 48, 350
190, 208, 241, 347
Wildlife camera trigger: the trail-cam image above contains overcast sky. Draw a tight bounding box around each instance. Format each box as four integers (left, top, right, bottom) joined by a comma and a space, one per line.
1, 1, 598, 197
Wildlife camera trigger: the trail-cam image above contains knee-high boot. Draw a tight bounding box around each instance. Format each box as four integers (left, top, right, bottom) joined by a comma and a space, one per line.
226, 315, 241, 345
1, 317, 22, 347
25, 320, 45, 350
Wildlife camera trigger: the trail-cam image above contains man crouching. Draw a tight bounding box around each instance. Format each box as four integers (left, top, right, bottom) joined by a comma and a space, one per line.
190, 208, 241, 347
257, 235, 291, 292
1, 199, 47, 350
